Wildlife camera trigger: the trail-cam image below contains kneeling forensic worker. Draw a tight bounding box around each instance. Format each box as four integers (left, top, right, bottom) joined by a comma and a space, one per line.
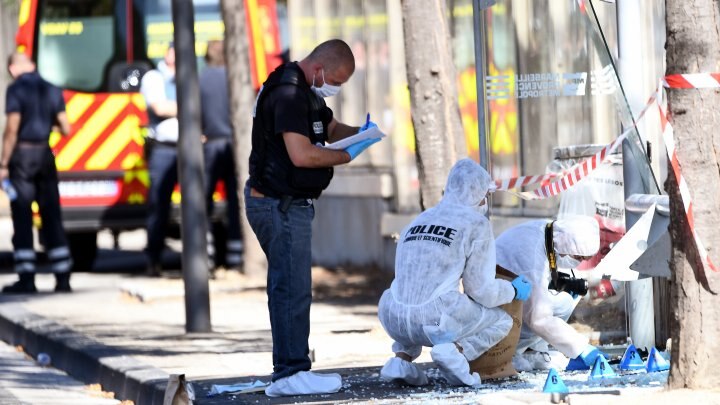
377, 159, 532, 386
496, 216, 608, 372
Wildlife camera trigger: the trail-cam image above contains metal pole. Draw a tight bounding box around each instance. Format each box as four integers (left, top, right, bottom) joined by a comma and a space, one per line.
617, 0, 654, 350
472, 0, 490, 170
473, 0, 495, 219
171, 0, 211, 333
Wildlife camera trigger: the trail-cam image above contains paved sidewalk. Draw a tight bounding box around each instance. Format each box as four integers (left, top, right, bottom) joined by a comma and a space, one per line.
4, 270, 720, 405
0, 268, 398, 403
0, 217, 718, 404
0, 339, 119, 404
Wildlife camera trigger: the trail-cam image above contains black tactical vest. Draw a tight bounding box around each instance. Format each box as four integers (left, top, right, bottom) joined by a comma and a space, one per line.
249, 63, 334, 199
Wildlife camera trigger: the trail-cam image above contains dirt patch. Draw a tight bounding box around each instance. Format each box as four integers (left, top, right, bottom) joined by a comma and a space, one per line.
311, 266, 394, 305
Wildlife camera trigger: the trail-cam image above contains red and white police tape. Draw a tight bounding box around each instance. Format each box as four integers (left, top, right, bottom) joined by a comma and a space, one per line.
663, 73, 720, 89
493, 91, 661, 198
494, 129, 631, 200
655, 83, 718, 273
493, 75, 718, 273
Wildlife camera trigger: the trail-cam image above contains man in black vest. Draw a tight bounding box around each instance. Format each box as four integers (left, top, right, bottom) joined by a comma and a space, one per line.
246, 39, 381, 397
1, 52, 73, 293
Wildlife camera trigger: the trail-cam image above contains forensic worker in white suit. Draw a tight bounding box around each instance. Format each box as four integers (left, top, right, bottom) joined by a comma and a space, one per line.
495, 216, 607, 372
377, 159, 532, 387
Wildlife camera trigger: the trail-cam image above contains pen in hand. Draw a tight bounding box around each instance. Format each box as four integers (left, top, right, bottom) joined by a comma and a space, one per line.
365, 113, 370, 130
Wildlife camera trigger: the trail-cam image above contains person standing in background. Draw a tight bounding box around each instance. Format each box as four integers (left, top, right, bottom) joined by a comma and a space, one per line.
1, 52, 73, 293
199, 39, 242, 270
140, 44, 179, 277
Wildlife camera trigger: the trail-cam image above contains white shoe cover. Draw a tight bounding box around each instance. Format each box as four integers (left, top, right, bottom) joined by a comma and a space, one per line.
514, 350, 569, 372
265, 371, 342, 397
512, 353, 533, 372
380, 357, 429, 386
430, 343, 481, 386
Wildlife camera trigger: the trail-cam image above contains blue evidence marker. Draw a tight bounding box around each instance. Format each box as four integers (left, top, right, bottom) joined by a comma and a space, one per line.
619, 344, 645, 371
543, 368, 569, 393
588, 355, 616, 380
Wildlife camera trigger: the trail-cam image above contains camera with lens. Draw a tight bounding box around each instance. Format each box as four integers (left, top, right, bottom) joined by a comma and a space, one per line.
550, 271, 589, 297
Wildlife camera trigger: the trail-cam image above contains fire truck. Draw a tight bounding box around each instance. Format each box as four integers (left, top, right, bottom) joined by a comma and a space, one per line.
14, 0, 284, 270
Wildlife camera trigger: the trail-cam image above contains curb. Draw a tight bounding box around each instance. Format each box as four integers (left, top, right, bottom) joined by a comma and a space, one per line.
0, 303, 168, 404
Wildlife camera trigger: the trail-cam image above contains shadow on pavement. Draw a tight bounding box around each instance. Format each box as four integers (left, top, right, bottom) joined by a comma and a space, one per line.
0, 247, 182, 276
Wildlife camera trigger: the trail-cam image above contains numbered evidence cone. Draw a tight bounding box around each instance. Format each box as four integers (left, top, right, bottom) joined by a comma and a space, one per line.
619, 344, 645, 371
469, 265, 523, 380
588, 355, 616, 380
542, 368, 569, 393
646, 347, 670, 372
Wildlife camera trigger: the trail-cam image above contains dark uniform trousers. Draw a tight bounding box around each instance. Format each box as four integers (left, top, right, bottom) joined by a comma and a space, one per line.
9, 144, 72, 273
203, 137, 242, 267
145, 142, 178, 265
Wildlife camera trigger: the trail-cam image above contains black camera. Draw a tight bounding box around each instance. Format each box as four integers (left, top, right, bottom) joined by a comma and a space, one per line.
550, 271, 589, 297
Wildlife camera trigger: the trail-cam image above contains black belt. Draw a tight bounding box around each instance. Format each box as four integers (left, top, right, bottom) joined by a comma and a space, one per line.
146, 137, 177, 147
17, 141, 48, 147
250, 187, 311, 213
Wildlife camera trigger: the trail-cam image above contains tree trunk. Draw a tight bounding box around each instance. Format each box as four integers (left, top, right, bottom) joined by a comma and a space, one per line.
665, 0, 720, 389
220, 0, 266, 278
401, 0, 467, 209
0, 0, 19, 130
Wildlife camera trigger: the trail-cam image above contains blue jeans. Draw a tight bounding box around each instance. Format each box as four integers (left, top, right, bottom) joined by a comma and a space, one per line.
244, 185, 314, 381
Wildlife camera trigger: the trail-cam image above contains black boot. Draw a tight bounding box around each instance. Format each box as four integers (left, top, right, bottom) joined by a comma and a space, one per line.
55, 272, 72, 293
2, 273, 37, 294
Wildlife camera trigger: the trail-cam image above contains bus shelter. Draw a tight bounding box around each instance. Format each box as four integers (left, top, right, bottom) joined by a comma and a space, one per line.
472, 0, 667, 350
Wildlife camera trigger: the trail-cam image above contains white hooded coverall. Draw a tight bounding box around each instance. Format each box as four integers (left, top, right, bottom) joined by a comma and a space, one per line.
495, 217, 600, 359
378, 159, 515, 362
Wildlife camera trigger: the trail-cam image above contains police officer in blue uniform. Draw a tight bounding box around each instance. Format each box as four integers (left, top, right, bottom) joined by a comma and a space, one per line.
1, 52, 73, 293
246, 39, 381, 397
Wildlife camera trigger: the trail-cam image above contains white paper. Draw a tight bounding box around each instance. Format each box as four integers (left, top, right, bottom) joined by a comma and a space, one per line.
207, 380, 268, 396
323, 126, 385, 150
588, 203, 656, 281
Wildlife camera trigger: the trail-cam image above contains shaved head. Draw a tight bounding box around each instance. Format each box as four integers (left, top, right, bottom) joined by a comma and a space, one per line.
307, 39, 355, 75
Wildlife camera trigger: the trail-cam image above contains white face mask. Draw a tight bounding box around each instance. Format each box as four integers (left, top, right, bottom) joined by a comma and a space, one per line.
556, 255, 582, 269
311, 68, 341, 98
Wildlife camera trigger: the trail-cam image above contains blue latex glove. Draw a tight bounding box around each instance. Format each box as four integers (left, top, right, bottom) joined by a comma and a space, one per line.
566, 345, 610, 370
579, 344, 604, 366
565, 355, 589, 371
345, 137, 381, 160
359, 120, 378, 133
510, 275, 532, 301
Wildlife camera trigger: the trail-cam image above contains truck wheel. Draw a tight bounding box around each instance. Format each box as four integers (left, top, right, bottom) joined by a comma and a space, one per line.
68, 232, 98, 272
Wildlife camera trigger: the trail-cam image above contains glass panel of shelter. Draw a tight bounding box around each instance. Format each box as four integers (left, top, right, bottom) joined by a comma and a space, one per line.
481, 0, 661, 346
